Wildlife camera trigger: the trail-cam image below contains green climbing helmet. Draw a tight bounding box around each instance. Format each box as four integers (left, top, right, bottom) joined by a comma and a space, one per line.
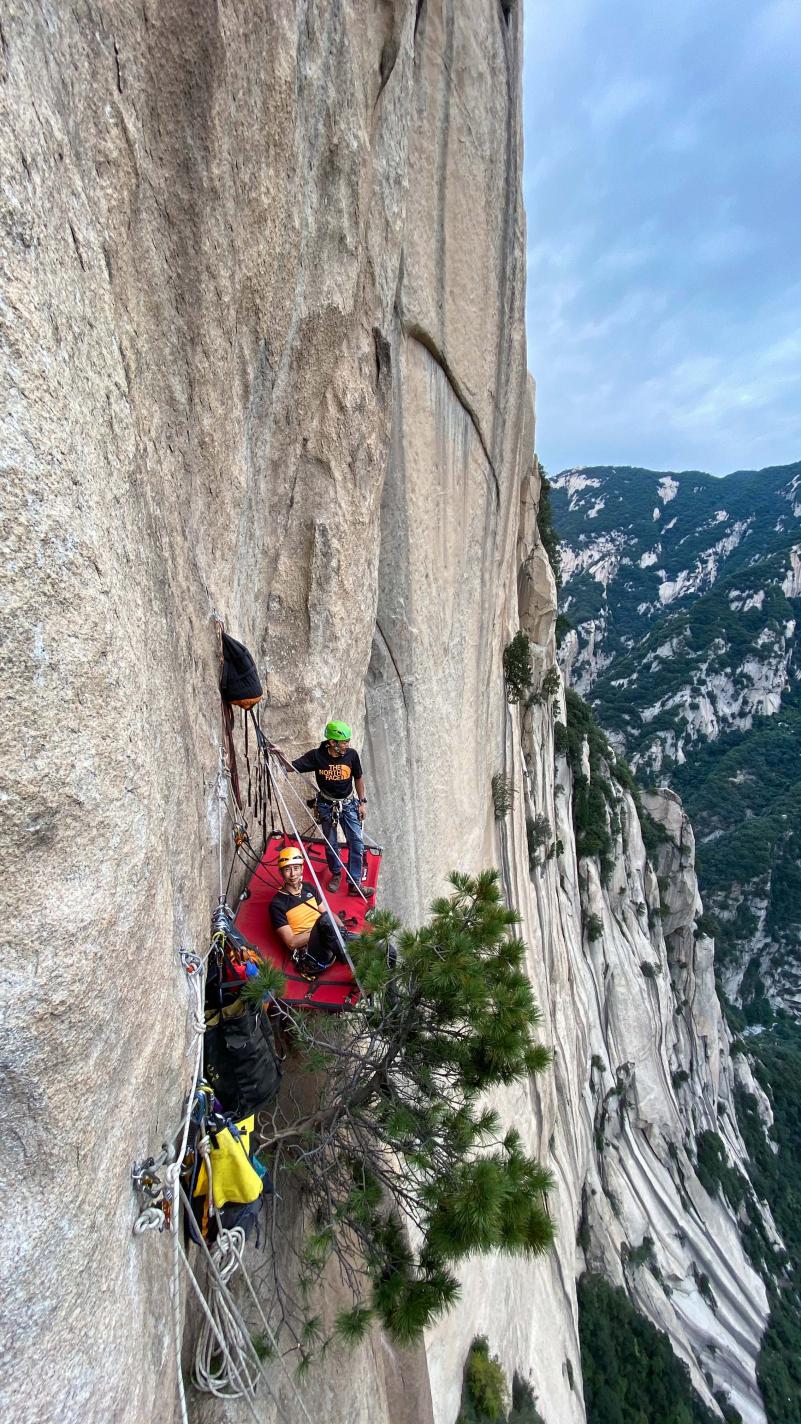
324, 720, 351, 742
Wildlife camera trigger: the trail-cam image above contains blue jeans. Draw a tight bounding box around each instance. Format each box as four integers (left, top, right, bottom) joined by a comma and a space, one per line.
318, 796, 363, 886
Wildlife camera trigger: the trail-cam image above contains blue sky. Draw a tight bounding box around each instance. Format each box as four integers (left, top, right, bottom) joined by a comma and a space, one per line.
522, 0, 801, 476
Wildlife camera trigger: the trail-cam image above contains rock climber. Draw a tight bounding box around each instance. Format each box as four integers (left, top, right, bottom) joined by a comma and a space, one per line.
279, 720, 375, 900
269, 845, 349, 975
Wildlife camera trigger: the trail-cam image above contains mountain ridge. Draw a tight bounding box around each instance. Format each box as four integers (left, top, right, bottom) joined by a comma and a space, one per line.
551, 460, 801, 1022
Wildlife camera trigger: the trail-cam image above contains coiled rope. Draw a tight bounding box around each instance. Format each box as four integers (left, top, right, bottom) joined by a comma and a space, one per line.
191, 1223, 261, 1401
177, 1182, 315, 1424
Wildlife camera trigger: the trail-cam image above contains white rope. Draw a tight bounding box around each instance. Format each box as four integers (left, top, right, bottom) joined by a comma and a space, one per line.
229, 1233, 316, 1424
179, 1185, 314, 1424
132, 934, 208, 1424
180, 951, 206, 1036
133, 730, 281, 1420
131, 729, 316, 1424
168, 1162, 191, 1424
170, 1071, 289, 1422
218, 751, 227, 901
132, 961, 205, 1234
192, 1226, 261, 1400
132, 1206, 165, 1235
168, 953, 209, 1418
267, 766, 365, 993
177, 1236, 267, 1424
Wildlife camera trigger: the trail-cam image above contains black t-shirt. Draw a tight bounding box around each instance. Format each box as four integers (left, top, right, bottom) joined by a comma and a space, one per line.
270, 882, 321, 934
292, 742, 363, 800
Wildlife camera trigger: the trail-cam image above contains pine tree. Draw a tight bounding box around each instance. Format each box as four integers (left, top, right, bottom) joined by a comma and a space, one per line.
244, 870, 554, 1354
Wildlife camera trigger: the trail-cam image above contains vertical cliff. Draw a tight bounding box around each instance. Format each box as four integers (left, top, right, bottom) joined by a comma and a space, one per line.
0, 2, 532, 1421
1, 4, 772, 1424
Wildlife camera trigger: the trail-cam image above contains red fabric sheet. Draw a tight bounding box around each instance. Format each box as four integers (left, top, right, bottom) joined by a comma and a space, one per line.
234, 832, 381, 1010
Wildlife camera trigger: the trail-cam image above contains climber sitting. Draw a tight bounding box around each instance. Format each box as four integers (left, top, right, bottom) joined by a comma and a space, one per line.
270, 846, 350, 977
281, 720, 375, 900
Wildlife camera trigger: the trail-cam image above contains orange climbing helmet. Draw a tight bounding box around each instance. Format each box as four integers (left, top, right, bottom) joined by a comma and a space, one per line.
277, 846, 304, 870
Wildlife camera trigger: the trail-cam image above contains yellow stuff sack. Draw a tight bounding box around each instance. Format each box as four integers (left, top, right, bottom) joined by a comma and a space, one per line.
194, 1115, 262, 1208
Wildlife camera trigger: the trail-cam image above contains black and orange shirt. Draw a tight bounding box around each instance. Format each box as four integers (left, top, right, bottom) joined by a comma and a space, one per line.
291, 743, 363, 800
270, 882, 322, 936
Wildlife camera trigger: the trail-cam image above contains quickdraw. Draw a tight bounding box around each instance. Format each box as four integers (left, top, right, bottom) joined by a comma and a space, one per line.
132, 1145, 177, 1231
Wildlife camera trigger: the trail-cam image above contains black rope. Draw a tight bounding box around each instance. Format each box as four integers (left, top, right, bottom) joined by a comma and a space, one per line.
249, 708, 274, 848
224, 840, 237, 903
244, 706, 253, 812
221, 700, 244, 811
232, 835, 329, 896
265, 763, 276, 835
260, 712, 268, 847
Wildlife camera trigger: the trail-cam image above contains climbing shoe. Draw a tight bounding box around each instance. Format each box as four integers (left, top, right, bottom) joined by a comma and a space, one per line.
328, 873, 342, 893
348, 884, 375, 900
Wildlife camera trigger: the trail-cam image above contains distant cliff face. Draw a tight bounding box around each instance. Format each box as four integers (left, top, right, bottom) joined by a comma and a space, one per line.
552, 465, 801, 1020
0, 8, 772, 1424
552, 462, 801, 767
509, 664, 769, 1422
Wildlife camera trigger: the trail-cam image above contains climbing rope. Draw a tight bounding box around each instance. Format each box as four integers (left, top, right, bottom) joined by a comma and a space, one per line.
132, 731, 317, 1424
133, 748, 232, 1419
132, 953, 206, 1424
176, 1234, 268, 1424
178, 1185, 315, 1424
264, 745, 382, 888
192, 1224, 261, 1401
218, 751, 227, 902
132, 951, 206, 1235
266, 763, 365, 995
132, 703, 381, 1421
168, 1161, 191, 1424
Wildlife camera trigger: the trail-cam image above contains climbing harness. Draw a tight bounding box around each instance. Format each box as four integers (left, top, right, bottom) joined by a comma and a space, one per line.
274, 759, 381, 901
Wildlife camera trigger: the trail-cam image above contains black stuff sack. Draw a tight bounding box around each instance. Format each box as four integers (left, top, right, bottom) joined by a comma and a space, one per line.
220, 632, 262, 709
205, 997, 283, 1117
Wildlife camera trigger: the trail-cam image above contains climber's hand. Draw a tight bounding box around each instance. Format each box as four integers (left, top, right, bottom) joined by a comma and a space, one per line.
268, 744, 294, 774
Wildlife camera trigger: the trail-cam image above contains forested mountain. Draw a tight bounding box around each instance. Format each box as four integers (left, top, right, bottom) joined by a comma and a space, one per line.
551, 463, 801, 1423
551, 462, 801, 1020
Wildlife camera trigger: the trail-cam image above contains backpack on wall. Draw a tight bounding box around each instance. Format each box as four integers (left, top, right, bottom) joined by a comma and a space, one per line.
204, 997, 283, 1118
219, 632, 262, 709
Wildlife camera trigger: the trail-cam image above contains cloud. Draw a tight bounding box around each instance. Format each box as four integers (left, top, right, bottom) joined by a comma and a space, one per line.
523, 0, 801, 475
585, 77, 665, 133
748, 0, 801, 58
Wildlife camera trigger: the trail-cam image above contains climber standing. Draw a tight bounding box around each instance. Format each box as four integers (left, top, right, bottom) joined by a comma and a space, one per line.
282, 721, 375, 899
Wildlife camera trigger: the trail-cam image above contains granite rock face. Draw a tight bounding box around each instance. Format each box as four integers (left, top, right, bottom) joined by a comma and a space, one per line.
0, 2, 532, 1421
0, 2, 417, 1420
0, 5, 771, 1424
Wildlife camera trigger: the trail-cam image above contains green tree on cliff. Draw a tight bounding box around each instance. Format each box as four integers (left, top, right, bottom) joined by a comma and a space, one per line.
245, 870, 554, 1359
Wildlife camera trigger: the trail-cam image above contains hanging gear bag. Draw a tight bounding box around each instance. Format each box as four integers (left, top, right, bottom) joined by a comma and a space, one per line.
220, 632, 262, 710
204, 997, 282, 1117
190, 1111, 272, 1242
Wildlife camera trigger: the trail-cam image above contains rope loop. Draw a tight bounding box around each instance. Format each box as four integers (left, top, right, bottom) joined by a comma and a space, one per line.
133, 1205, 167, 1234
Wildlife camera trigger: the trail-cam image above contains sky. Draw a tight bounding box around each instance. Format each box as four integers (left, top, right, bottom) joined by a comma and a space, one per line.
522, 0, 801, 477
